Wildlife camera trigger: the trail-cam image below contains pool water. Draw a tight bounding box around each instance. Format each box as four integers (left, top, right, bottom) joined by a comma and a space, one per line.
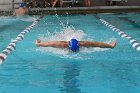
0, 13, 140, 93
99, 13, 140, 41
0, 16, 36, 52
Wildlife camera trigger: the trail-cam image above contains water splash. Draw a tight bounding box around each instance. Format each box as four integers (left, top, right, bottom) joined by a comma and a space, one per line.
36, 25, 115, 60
55, 14, 65, 28
19, 16, 38, 22
38, 25, 86, 41
0, 16, 38, 22
66, 12, 69, 25
36, 15, 115, 59
0, 16, 17, 22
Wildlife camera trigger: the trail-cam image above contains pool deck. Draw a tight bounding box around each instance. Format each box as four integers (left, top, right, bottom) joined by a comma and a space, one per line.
0, 6, 140, 15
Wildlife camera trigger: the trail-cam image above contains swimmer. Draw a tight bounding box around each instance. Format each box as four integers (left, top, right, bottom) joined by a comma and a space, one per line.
35, 39, 116, 52
13, 2, 27, 16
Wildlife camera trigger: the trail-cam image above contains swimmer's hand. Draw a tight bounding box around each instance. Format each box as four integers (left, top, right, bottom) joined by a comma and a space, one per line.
111, 41, 116, 48
35, 39, 41, 47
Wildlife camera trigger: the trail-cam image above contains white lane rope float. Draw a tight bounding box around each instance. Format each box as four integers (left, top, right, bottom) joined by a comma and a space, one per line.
0, 16, 43, 64
94, 15, 140, 51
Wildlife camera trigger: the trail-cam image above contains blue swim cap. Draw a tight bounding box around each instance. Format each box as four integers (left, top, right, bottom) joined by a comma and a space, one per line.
68, 39, 79, 52
19, 2, 25, 7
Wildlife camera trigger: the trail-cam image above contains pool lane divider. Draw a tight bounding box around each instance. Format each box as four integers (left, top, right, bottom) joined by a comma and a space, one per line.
94, 15, 140, 51
0, 16, 43, 64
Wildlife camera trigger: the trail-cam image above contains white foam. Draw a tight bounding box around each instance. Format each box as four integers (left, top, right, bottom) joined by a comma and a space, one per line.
38, 26, 87, 41
19, 16, 38, 22
0, 16, 16, 21
36, 46, 109, 60
0, 16, 37, 22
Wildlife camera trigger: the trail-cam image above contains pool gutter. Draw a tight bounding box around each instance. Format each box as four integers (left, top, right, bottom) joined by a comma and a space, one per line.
0, 6, 140, 15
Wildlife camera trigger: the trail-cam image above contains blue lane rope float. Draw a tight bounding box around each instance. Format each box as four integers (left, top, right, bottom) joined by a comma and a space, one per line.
94, 15, 140, 51
0, 16, 43, 64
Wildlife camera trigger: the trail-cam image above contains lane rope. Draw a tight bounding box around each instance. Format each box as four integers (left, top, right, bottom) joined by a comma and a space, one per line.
94, 15, 140, 51
0, 16, 43, 64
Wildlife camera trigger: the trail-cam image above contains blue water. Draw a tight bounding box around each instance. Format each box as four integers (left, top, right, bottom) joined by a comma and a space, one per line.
0, 16, 36, 52
0, 14, 140, 93
99, 13, 140, 41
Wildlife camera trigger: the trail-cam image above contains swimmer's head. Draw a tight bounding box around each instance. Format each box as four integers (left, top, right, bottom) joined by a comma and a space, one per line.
68, 39, 79, 52
19, 2, 25, 7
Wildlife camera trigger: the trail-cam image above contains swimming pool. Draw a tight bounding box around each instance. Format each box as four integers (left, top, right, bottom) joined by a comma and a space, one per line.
0, 13, 140, 93
0, 16, 36, 52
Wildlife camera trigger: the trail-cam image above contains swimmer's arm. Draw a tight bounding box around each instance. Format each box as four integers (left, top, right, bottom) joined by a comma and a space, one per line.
35, 40, 68, 48
36, 39, 50, 47
36, 42, 50, 47
79, 41, 116, 48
